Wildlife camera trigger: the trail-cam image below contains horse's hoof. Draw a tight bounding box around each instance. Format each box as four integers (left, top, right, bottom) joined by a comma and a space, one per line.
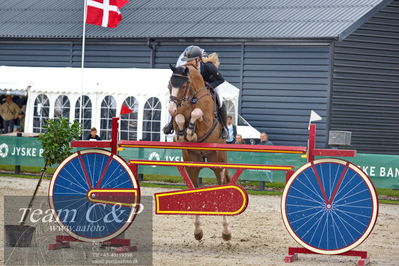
194, 230, 203, 241
222, 232, 231, 241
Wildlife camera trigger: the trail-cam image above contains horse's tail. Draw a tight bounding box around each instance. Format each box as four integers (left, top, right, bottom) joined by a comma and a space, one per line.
202, 52, 220, 68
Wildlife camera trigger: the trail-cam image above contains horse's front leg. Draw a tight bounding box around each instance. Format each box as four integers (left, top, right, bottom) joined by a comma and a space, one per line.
216, 168, 232, 241
173, 114, 186, 142
186, 108, 203, 142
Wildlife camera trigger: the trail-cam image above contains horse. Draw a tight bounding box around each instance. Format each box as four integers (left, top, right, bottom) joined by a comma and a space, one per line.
168, 64, 232, 241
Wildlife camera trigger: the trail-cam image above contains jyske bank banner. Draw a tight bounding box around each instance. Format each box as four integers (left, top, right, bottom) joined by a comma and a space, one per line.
0, 136, 398, 189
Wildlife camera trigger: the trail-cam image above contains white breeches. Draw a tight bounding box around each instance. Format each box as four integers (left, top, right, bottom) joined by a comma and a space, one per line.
214, 83, 224, 108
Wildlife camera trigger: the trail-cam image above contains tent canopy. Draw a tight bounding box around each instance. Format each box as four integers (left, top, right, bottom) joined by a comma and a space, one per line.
0, 66, 239, 100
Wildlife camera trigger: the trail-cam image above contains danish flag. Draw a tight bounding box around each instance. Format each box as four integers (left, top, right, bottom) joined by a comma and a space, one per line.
86, 0, 129, 28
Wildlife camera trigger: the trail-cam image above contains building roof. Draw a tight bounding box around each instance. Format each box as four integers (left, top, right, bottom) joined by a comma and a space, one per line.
0, 0, 392, 40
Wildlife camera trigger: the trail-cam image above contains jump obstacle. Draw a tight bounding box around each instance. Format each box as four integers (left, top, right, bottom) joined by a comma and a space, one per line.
47, 117, 378, 265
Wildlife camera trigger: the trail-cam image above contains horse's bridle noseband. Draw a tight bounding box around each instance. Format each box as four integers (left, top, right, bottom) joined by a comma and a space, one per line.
169, 73, 191, 107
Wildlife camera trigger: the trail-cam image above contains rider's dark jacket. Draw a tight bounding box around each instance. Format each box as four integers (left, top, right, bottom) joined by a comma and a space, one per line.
200, 62, 225, 89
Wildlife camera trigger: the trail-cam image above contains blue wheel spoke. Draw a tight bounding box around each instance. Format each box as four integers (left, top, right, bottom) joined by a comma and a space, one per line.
57, 174, 87, 191
331, 211, 347, 246
334, 204, 371, 209
287, 194, 323, 206
287, 203, 321, 208
51, 150, 139, 242
335, 209, 368, 228
116, 179, 133, 188
302, 171, 325, 202
334, 208, 371, 219
296, 175, 325, 202
101, 168, 129, 188
99, 165, 122, 188
288, 205, 323, 216
63, 165, 88, 190
293, 208, 324, 231
290, 186, 324, 205
283, 159, 377, 253
55, 183, 86, 194
335, 197, 372, 207
289, 208, 324, 225
337, 211, 360, 241
334, 187, 368, 204
333, 171, 357, 200
55, 198, 89, 216
302, 211, 326, 240
317, 212, 329, 248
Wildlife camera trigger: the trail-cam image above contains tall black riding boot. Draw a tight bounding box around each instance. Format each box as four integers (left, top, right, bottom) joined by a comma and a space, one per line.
219, 105, 229, 139
162, 117, 174, 135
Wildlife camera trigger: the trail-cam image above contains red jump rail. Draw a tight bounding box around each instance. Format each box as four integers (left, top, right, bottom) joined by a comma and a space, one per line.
70, 118, 356, 160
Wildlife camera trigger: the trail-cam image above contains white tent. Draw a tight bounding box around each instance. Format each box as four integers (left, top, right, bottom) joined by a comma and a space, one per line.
0, 66, 239, 140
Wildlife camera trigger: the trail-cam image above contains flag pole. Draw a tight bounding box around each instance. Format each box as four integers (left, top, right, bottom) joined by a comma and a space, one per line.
79, 0, 88, 138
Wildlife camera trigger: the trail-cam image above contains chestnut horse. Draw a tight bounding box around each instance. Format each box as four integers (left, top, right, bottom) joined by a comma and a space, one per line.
168, 64, 232, 241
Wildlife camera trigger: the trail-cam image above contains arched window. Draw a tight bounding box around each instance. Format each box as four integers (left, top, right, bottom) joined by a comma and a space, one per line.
120, 96, 139, 140
33, 94, 50, 133
100, 95, 117, 140
224, 100, 236, 121
54, 95, 70, 119
142, 97, 161, 141
75, 96, 92, 138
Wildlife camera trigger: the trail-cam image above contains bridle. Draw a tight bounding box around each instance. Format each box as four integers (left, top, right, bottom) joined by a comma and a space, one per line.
168, 73, 190, 107
168, 72, 210, 108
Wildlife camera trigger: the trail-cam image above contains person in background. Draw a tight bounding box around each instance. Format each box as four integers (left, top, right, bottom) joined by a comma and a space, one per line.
15, 111, 25, 132
0, 95, 20, 133
234, 134, 245, 144
226, 115, 237, 144
259, 132, 273, 145
87, 127, 102, 140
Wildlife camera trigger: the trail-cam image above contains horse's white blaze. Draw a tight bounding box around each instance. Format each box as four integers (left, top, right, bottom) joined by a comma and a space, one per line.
168, 87, 179, 115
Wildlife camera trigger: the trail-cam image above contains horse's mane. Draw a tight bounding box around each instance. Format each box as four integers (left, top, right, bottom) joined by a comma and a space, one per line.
186, 65, 205, 88
202, 52, 220, 68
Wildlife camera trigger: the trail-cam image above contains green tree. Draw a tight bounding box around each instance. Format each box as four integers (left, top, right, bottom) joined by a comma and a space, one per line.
38, 118, 81, 166
20, 117, 80, 225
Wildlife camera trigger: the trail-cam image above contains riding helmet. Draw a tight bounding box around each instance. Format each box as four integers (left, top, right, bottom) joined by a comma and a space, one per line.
182, 45, 203, 61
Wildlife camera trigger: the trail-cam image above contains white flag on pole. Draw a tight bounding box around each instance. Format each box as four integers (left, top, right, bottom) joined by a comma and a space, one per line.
310, 110, 322, 123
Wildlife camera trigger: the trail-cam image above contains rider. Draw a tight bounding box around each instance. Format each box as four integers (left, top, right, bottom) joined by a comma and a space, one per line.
163, 45, 229, 138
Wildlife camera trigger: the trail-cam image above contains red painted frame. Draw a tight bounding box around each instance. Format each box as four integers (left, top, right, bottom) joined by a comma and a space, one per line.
70, 118, 356, 188
70, 118, 358, 200
285, 247, 369, 266
68, 117, 370, 262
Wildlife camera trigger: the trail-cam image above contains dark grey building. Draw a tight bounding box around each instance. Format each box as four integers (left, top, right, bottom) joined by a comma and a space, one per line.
0, 0, 398, 154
